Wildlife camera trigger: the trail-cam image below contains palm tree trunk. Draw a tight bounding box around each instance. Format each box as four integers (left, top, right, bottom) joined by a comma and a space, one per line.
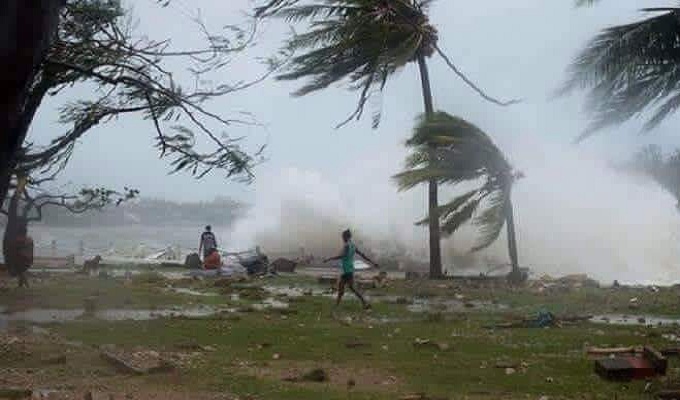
505, 196, 521, 282
416, 53, 443, 280
0, 0, 64, 206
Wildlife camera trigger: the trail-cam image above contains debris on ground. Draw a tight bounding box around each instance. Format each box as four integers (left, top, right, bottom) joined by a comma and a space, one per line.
413, 338, 450, 351
345, 340, 369, 349
372, 271, 389, 288
629, 297, 640, 310
302, 368, 329, 382
100, 346, 175, 375
594, 346, 667, 381
489, 310, 557, 329
283, 368, 329, 383
587, 346, 641, 357
271, 258, 297, 273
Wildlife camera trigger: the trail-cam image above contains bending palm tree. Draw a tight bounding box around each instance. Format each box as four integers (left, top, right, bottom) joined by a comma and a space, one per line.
562, 3, 680, 140
255, 0, 517, 278
394, 112, 524, 281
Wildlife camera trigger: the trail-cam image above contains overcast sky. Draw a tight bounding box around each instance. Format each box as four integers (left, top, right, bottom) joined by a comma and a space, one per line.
27, 0, 680, 203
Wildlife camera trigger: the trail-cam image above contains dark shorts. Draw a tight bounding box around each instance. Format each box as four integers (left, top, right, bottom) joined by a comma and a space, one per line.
340, 272, 354, 282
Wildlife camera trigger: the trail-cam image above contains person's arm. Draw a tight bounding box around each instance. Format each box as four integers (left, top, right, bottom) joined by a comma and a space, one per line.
198, 234, 203, 255
356, 248, 379, 268
324, 244, 347, 263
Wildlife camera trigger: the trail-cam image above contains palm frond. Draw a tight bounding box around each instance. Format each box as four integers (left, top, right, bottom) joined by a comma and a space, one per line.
392, 166, 467, 191
260, 0, 438, 129
440, 199, 480, 236
560, 7, 680, 139
414, 189, 479, 226
397, 111, 518, 252
470, 189, 508, 252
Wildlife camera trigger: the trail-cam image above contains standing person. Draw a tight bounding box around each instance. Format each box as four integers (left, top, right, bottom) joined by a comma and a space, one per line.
323, 229, 378, 310
198, 225, 218, 259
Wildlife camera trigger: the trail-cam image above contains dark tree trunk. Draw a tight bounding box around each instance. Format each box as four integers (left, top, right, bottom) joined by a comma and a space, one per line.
505, 195, 522, 283
0, 0, 64, 206
2, 182, 27, 275
417, 53, 443, 280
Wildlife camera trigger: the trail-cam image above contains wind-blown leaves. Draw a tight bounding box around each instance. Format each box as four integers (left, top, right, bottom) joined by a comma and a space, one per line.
256, 0, 514, 130
561, 6, 680, 140
268, 0, 437, 128
393, 111, 519, 252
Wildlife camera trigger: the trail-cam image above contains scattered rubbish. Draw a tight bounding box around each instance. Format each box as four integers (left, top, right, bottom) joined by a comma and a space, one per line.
594, 346, 667, 381
413, 338, 449, 351
272, 353, 281, 360
489, 310, 556, 329
372, 271, 389, 288
590, 315, 680, 327
587, 346, 640, 356
629, 298, 640, 310
505, 367, 516, 375
302, 368, 328, 382
270, 258, 297, 273
100, 347, 175, 375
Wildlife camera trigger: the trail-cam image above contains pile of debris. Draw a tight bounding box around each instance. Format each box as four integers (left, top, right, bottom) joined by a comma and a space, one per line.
530, 274, 600, 293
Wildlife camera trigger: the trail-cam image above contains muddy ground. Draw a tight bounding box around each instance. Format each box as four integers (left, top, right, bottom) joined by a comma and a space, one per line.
1, 268, 680, 399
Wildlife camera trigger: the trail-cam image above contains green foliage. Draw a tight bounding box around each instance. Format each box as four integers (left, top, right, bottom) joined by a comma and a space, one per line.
16, 0, 277, 183
255, 0, 515, 130
1, 179, 139, 223
394, 111, 518, 252
561, 5, 680, 140
266, 0, 437, 128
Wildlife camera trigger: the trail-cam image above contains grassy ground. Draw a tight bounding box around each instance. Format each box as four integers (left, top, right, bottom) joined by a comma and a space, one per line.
1, 271, 680, 399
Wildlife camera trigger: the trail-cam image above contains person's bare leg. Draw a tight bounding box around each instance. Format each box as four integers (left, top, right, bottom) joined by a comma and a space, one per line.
336, 278, 346, 307
348, 279, 369, 309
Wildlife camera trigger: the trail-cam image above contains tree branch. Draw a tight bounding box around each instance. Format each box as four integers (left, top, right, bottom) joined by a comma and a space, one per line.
435, 45, 521, 107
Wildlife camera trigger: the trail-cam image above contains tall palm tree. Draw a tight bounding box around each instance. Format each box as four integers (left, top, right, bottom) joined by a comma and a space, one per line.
254, 0, 517, 279
393, 111, 524, 281
561, 3, 680, 140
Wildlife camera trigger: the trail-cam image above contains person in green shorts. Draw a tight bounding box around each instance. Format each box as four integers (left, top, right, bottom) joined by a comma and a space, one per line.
324, 229, 378, 309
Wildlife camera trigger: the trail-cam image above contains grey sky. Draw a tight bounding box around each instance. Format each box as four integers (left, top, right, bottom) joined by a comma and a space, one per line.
27, 0, 680, 203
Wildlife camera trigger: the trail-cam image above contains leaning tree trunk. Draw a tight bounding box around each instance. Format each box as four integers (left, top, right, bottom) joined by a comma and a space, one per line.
505, 195, 521, 283
416, 53, 443, 280
0, 0, 64, 206
2, 177, 27, 274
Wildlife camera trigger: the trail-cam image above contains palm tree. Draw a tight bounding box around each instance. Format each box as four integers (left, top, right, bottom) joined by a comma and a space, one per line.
561, 3, 680, 140
254, 0, 517, 279
393, 111, 524, 282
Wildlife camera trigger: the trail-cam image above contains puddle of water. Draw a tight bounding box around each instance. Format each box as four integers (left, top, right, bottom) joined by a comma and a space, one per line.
590, 315, 680, 327
406, 298, 507, 313
262, 285, 324, 298
251, 298, 289, 311
167, 287, 218, 297
0, 306, 236, 326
